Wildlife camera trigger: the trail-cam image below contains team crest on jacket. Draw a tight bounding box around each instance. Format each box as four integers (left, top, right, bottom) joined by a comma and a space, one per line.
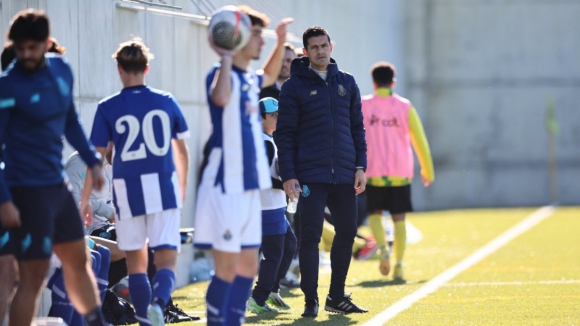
338, 85, 346, 96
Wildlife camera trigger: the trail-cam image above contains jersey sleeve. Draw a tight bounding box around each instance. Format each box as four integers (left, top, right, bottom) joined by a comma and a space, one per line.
205, 65, 220, 107
0, 81, 14, 203
408, 106, 435, 183
90, 104, 112, 148
168, 95, 189, 140
64, 99, 100, 168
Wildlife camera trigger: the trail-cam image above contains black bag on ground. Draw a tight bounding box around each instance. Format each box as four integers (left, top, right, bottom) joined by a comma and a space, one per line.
102, 289, 138, 325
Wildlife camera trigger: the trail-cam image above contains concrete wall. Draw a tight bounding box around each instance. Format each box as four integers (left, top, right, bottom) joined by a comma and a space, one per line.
0, 0, 578, 215
405, 0, 580, 209
0, 0, 217, 227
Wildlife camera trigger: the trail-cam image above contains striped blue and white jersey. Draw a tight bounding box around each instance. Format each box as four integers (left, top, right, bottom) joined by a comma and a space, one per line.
90, 86, 189, 220
200, 64, 271, 194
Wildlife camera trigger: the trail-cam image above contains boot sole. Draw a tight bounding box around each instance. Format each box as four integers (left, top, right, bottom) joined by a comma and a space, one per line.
324, 306, 368, 314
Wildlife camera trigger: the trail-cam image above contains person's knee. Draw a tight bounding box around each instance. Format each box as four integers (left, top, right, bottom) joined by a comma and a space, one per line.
54, 240, 91, 270
392, 213, 406, 222
0, 257, 17, 287
19, 262, 49, 289
300, 235, 321, 250
238, 256, 258, 277
214, 255, 238, 280
153, 249, 178, 271
286, 235, 297, 253
334, 225, 357, 243
63, 252, 90, 272
300, 226, 323, 246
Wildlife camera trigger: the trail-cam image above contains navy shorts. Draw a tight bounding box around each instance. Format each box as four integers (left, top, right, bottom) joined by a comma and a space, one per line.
8, 183, 85, 260
366, 185, 413, 214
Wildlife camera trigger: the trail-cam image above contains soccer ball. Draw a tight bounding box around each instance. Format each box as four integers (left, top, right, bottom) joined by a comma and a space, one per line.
208, 6, 252, 51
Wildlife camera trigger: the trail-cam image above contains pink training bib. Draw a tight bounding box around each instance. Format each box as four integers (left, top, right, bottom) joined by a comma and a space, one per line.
362, 93, 414, 179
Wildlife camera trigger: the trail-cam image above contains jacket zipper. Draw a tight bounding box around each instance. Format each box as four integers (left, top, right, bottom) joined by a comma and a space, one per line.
326, 80, 335, 184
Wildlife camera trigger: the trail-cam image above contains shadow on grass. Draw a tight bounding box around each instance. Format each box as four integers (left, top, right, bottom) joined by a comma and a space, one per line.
354, 279, 427, 288
280, 288, 302, 298
246, 312, 357, 326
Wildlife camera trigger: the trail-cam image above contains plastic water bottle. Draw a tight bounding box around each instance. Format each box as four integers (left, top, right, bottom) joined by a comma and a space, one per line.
287, 184, 300, 213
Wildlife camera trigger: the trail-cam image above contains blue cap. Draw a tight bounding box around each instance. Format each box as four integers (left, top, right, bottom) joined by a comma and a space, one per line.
259, 97, 278, 114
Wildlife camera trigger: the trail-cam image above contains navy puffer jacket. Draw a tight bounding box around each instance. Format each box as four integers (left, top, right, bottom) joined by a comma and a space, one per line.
275, 57, 367, 185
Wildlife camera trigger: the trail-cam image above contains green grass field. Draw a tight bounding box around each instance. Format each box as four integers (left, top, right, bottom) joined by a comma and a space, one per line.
173, 207, 580, 325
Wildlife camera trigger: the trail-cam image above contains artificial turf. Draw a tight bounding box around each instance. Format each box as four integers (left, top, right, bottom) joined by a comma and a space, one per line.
172, 207, 580, 325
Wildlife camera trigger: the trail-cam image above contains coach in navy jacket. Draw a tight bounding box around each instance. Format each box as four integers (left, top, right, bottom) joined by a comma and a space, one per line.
275, 26, 368, 316
275, 57, 366, 184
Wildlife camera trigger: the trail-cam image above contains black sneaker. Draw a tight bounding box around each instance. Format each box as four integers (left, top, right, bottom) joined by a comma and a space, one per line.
301, 299, 319, 318
164, 300, 201, 323
324, 293, 368, 314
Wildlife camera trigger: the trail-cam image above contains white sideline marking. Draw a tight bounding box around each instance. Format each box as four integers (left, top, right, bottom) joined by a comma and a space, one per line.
362, 206, 556, 326
445, 279, 580, 287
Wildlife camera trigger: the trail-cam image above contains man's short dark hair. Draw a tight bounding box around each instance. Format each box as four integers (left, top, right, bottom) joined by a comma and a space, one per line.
371, 62, 396, 87
7, 9, 50, 44
303, 26, 331, 49
237, 5, 270, 27
112, 38, 153, 73
1, 37, 65, 71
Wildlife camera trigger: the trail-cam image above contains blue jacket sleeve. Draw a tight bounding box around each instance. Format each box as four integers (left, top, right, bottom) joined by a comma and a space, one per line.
274, 80, 299, 182
0, 109, 11, 204
349, 78, 367, 169
0, 77, 14, 204
64, 100, 100, 168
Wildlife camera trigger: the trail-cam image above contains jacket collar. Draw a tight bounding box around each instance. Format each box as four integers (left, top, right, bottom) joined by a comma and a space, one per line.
290, 56, 339, 81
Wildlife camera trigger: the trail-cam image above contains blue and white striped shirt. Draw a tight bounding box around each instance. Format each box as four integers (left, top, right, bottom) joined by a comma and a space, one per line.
90, 86, 189, 220
200, 64, 271, 194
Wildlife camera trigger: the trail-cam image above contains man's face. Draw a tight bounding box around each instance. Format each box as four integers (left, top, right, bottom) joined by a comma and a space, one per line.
14, 39, 49, 71
303, 35, 332, 69
278, 48, 296, 80
240, 25, 265, 60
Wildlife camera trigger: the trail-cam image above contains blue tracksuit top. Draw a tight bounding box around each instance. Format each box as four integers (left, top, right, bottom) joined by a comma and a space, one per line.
0, 53, 100, 203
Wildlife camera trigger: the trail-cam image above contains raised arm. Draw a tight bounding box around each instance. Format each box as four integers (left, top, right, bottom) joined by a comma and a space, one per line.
208, 37, 236, 107
261, 18, 294, 88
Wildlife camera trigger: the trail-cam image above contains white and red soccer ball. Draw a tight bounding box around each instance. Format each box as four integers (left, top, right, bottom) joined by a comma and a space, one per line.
208, 6, 252, 51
